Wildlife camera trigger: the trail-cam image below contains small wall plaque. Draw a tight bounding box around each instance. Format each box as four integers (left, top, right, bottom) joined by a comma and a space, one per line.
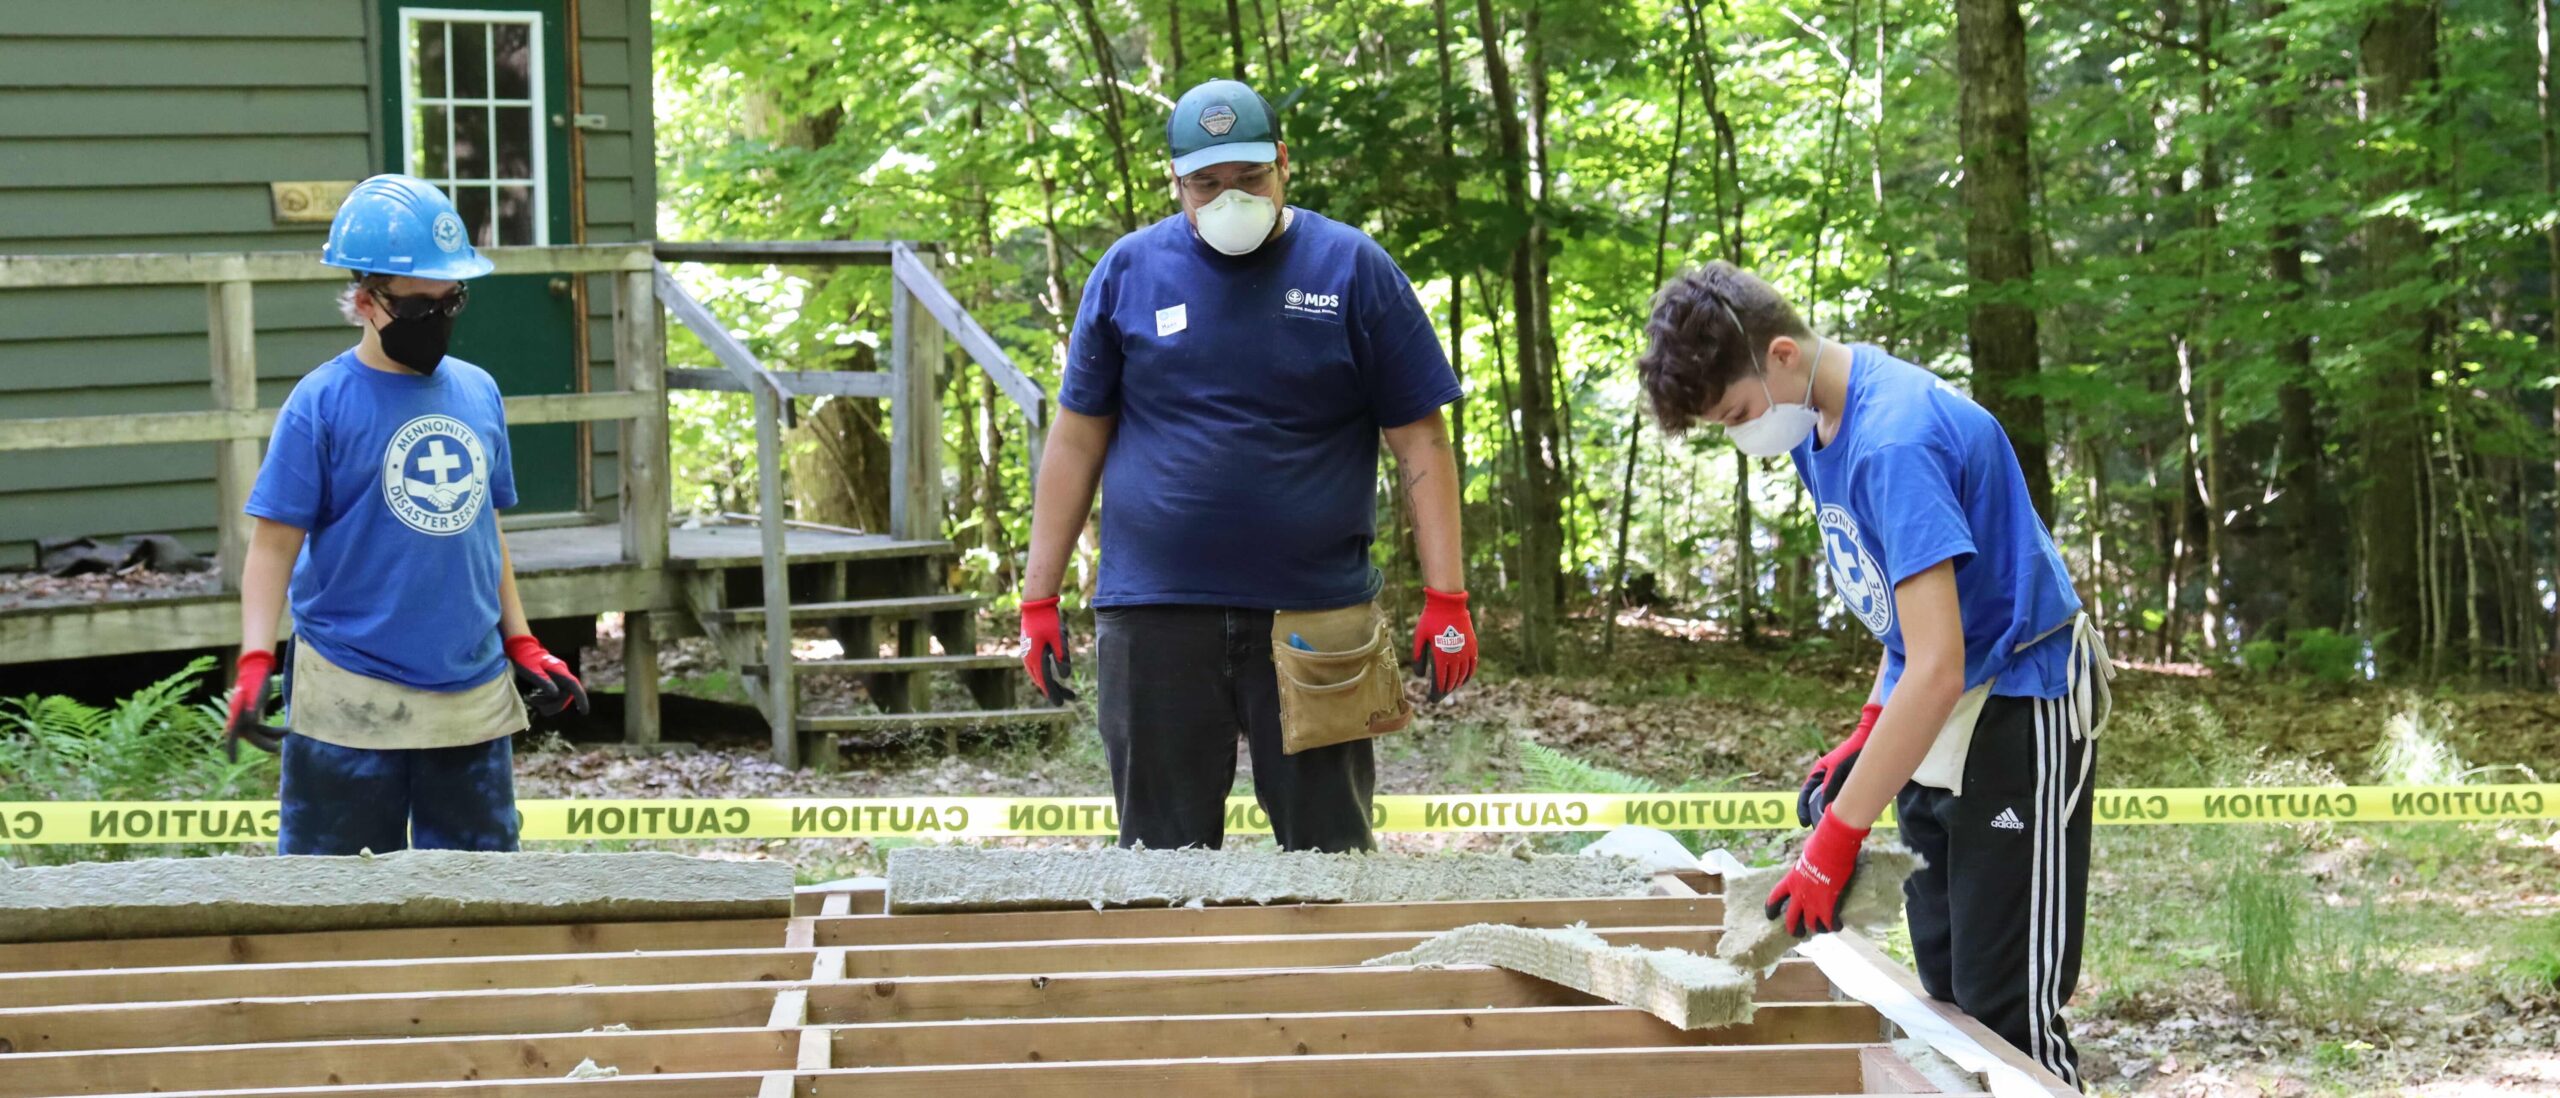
270, 181, 358, 224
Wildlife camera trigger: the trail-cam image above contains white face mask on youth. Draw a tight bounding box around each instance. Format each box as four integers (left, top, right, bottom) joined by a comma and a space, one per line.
1193, 187, 1279, 255
1721, 304, 1824, 458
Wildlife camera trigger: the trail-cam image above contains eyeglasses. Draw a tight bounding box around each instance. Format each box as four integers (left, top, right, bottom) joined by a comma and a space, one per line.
372, 285, 469, 321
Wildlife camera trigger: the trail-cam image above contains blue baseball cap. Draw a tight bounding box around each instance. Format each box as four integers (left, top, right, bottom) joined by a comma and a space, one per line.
1168, 80, 1280, 176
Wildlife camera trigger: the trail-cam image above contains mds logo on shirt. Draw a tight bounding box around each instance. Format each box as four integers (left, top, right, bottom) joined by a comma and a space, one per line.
1283, 286, 1342, 320
381, 414, 492, 536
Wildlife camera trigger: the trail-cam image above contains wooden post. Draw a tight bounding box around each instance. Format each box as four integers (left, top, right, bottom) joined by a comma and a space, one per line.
752, 379, 798, 767
615, 269, 668, 571
208, 279, 258, 592
614, 268, 667, 748
888, 249, 943, 542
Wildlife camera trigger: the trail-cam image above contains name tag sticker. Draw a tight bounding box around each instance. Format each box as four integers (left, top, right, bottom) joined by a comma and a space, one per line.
1156, 303, 1187, 337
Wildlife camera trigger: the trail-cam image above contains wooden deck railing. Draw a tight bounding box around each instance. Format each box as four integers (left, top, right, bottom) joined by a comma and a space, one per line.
0, 245, 668, 592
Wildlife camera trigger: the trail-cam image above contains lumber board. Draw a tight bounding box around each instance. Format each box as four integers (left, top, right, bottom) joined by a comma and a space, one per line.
816, 895, 1721, 946
0, 918, 786, 974
0, 1026, 795, 1098
0, 245, 652, 289
825, 1003, 1886, 1067
811, 960, 1833, 1024
89, 1076, 773, 1098
802, 1045, 1876, 1097
0, 948, 813, 1009
0, 982, 779, 1052
830, 925, 1721, 980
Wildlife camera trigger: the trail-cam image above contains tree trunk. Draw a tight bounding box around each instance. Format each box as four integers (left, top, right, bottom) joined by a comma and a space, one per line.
2357, 0, 2439, 675
2187, 0, 2226, 651
1474, 0, 1560, 672
1224, 0, 1248, 80
1169, 0, 1185, 79
2539, 0, 2560, 687
1070, 0, 1142, 233
1526, 3, 1573, 606
1273, 1, 1294, 77
1432, 0, 1467, 490
1606, 50, 1689, 657
1248, 0, 1276, 80
1955, 0, 2054, 523
2264, 2, 2337, 638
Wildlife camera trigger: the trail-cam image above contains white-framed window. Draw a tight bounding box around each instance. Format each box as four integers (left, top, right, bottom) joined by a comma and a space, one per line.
399, 8, 548, 247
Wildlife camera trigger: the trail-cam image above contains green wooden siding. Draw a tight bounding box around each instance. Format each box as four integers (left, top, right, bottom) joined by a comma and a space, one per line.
578, 0, 655, 511
0, 0, 654, 570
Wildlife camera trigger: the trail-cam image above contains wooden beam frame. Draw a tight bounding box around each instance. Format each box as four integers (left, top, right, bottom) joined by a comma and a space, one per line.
0, 864, 1996, 1098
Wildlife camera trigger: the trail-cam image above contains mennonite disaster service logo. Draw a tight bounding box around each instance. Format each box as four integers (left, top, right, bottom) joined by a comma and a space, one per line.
432, 210, 467, 253
382, 415, 491, 536
1819, 503, 1893, 636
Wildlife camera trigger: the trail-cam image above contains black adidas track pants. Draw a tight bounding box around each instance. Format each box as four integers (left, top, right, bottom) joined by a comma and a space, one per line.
1895, 692, 2096, 1091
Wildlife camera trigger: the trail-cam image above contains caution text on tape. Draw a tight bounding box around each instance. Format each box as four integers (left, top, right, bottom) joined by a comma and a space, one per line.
0, 786, 2552, 844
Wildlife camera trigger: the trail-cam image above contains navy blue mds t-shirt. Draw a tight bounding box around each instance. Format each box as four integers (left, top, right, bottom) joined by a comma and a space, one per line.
1060, 208, 1461, 610
245, 350, 518, 692
1791, 345, 2082, 700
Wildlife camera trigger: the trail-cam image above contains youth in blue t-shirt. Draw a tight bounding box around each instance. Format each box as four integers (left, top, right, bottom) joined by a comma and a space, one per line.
1792, 344, 2081, 701
246, 349, 518, 691
1059, 207, 1462, 609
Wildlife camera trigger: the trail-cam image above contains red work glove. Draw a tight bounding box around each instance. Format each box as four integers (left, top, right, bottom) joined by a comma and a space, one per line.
1799, 703, 1883, 827
222, 649, 284, 760
1019, 596, 1077, 705
505, 635, 590, 717
1411, 587, 1478, 702
1766, 806, 1871, 937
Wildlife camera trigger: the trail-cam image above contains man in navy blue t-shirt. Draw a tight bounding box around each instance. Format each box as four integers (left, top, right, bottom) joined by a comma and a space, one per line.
1640, 262, 2111, 1087
1018, 80, 1477, 852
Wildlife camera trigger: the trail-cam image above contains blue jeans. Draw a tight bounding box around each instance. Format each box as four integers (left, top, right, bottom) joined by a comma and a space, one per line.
278, 735, 521, 855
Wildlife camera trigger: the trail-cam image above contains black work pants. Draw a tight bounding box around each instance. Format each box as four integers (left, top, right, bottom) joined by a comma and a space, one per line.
1896, 692, 2096, 1091
1094, 604, 1376, 852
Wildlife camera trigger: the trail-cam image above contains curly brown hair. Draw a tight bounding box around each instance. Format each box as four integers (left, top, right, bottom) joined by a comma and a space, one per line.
1638, 262, 1813, 433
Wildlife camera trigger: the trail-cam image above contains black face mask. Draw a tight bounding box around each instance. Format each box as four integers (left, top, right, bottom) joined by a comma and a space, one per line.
368, 287, 467, 374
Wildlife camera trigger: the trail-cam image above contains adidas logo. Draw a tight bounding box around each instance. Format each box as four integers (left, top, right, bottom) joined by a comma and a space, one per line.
1990, 807, 2026, 831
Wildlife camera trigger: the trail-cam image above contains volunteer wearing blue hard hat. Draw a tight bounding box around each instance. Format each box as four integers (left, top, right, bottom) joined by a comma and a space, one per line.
223, 173, 585, 856
1019, 81, 1478, 852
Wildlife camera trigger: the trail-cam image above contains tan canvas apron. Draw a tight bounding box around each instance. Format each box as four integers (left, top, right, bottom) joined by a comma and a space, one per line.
1910, 612, 2113, 804
1269, 600, 1412, 755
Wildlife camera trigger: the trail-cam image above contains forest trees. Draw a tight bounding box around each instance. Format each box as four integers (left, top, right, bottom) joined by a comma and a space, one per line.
654, 0, 2560, 687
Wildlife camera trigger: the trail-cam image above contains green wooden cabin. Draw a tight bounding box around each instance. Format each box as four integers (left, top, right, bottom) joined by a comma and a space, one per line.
0, 0, 657, 568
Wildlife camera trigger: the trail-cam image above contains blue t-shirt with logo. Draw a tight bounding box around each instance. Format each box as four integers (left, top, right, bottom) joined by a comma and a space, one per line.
1060, 209, 1461, 609
1792, 345, 2081, 700
245, 350, 518, 692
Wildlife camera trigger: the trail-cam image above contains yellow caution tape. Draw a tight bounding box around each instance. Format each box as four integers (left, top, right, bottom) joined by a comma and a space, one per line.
1, 786, 2553, 844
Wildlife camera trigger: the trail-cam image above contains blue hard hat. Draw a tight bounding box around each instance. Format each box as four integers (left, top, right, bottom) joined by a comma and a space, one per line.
322, 174, 495, 280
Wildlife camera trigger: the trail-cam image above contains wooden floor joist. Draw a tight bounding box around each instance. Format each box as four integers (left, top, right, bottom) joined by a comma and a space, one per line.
0, 861, 2074, 1098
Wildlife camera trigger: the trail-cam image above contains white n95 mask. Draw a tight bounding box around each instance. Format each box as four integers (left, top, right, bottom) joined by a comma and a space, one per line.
1721, 302, 1823, 457
1194, 188, 1278, 255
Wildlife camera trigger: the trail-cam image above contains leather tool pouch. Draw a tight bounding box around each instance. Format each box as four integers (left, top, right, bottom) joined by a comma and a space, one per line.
1270, 600, 1412, 755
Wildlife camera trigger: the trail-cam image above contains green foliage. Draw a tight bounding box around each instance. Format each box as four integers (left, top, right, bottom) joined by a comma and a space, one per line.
647, 0, 2559, 682
1517, 736, 1663, 796
2507, 918, 2560, 993
2371, 705, 2472, 787
1, 658, 273, 865
0, 657, 267, 804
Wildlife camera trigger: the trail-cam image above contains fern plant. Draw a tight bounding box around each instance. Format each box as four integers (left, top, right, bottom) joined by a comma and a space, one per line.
1, 657, 272, 862
1514, 734, 1742, 854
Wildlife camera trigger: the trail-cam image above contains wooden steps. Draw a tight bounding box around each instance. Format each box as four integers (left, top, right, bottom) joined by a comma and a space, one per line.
748, 653, 1017, 676
797, 707, 1076, 735
706, 594, 982, 625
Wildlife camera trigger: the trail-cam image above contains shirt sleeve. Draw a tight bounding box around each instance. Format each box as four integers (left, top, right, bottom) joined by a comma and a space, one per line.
1853, 440, 1976, 585
1348, 240, 1461, 428
483, 381, 518, 512
243, 392, 326, 530
1057, 248, 1124, 417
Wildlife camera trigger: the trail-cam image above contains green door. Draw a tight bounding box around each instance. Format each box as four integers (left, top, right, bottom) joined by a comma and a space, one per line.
380, 2, 583, 514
